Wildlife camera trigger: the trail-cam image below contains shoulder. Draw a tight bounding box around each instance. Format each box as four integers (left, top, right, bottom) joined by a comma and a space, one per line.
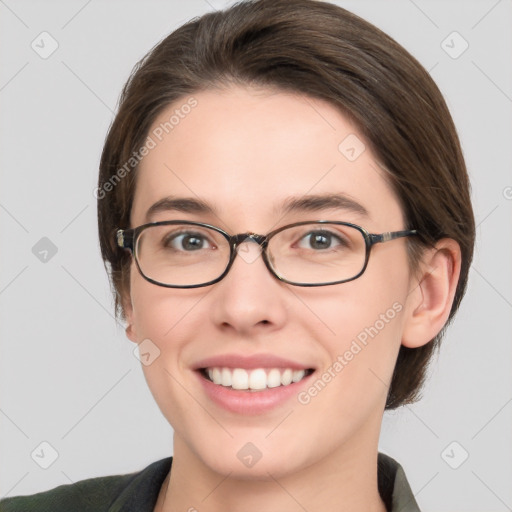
0, 458, 172, 512
0, 473, 134, 512
378, 452, 421, 512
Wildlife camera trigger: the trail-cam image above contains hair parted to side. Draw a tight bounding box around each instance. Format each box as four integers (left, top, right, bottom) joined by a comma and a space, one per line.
97, 0, 475, 409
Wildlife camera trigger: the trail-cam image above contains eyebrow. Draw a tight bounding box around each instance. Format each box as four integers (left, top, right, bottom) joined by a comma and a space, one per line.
281, 194, 369, 218
145, 197, 214, 222
145, 193, 370, 223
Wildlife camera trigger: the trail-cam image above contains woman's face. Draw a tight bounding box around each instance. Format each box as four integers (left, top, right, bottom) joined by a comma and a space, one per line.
125, 85, 416, 478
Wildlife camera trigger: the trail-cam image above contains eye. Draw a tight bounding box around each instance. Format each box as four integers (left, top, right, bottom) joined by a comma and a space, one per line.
164, 231, 214, 251
297, 230, 346, 250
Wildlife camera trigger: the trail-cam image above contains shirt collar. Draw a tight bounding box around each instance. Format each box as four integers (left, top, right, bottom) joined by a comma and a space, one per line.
108, 453, 420, 512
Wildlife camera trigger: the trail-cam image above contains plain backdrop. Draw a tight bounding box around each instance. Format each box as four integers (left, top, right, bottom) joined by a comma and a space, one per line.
1, 1, 511, 510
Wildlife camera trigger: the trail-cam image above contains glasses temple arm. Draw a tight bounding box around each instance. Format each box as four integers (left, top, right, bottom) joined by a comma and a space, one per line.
116, 229, 135, 250
369, 229, 418, 244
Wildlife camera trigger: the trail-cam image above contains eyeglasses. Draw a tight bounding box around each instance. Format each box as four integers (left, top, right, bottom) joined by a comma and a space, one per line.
116, 220, 418, 288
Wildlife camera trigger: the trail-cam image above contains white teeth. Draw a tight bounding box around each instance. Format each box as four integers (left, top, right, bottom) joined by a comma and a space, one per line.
221, 368, 232, 387
281, 368, 293, 386
231, 368, 249, 390
292, 370, 305, 383
267, 368, 282, 388
212, 367, 222, 385
248, 368, 267, 390
204, 367, 310, 391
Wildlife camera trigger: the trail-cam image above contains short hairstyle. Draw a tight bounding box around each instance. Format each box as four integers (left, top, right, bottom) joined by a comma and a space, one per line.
97, 0, 475, 409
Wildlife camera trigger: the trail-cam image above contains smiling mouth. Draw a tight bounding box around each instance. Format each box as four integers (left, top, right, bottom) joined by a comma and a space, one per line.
199, 367, 315, 391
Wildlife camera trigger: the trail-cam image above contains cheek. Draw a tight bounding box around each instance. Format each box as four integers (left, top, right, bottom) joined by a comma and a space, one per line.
129, 264, 196, 341
290, 288, 405, 449
302, 264, 407, 347
302, 251, 409, 394
130, 284, 194, 431
128, 270, 212, 413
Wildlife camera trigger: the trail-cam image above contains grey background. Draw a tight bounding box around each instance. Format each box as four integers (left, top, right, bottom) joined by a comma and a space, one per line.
1, 1, 511, 510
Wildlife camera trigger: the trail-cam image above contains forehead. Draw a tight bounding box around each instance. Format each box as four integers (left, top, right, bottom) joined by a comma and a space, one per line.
130, 86, 403, 232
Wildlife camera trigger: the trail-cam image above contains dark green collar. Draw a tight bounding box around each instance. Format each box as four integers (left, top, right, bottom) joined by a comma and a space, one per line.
1, 453, 420, 512
108, 453, 420, 512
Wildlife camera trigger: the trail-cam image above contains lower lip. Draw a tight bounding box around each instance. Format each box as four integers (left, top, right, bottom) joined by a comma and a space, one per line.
196, 370, 314, 415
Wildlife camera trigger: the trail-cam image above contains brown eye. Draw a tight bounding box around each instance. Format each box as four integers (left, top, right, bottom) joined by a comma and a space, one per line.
163, 231, 213, 251
296, 230, 347, 250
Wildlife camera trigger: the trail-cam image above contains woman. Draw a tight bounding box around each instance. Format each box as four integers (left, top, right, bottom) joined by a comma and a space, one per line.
1, 0, 475, 510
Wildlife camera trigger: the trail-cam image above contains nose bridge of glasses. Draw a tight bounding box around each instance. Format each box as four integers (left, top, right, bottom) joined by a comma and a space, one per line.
230, 233, 267, 265
231, 233, 267, 247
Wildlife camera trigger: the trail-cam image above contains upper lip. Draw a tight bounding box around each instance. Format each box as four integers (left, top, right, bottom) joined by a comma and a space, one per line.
194, 354, 314, 371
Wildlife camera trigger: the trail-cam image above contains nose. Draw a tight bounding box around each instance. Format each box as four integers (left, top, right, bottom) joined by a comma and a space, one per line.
209, 238, 288, 336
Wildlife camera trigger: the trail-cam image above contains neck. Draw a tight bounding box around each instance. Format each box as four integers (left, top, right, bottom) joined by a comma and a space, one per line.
155, 432, 387, 512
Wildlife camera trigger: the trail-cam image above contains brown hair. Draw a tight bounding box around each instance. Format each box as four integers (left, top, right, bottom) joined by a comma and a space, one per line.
97, 0, 475, 409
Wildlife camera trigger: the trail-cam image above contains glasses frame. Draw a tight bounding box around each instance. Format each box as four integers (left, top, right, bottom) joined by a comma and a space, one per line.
116, 220, 418, 288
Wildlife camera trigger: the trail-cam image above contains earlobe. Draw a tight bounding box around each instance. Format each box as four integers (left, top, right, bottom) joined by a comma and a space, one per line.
401, 238, 461, 349
122, 294, 138, 344
125, 322, 137, 343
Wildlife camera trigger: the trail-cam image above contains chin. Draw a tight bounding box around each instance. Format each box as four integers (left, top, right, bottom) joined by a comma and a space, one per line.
208, 455, 299, 481
192, 438, 313, 481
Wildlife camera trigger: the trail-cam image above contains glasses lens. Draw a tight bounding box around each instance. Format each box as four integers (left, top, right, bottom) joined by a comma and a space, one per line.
267, 223, 367, 285
136, 224, 230, 286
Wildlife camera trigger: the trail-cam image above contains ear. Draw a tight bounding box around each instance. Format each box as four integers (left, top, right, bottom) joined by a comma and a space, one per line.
121, 291, 138, 344
401, 238, 462, 348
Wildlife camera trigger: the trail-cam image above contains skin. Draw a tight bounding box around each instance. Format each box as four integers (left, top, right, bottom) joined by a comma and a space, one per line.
122, 85, 461, 512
